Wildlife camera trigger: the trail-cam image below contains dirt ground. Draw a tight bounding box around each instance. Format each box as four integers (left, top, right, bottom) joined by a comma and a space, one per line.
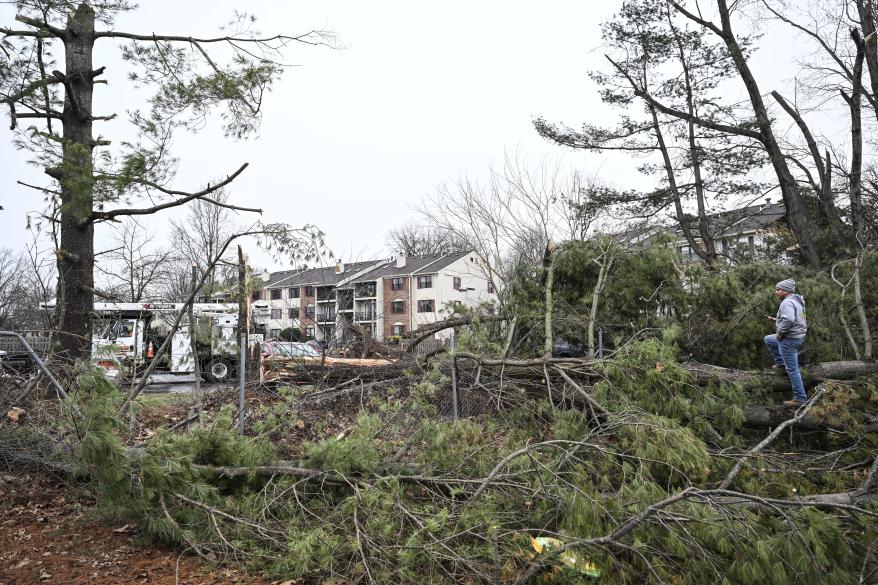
0, 473, 278, 585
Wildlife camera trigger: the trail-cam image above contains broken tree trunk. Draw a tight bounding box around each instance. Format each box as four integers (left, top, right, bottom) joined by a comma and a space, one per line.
743, 404, 878, 433
683, 360, 878, 391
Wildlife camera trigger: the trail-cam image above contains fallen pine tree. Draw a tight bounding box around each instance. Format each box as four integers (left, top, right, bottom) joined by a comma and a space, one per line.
682, 360, 878, 391
3, 332, 877, 584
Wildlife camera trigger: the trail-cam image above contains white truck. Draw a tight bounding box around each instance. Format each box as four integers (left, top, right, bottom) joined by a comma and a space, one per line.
88, 302, 250, 383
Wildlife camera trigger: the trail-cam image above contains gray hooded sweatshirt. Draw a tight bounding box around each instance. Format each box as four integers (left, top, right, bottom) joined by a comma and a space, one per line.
776, 294, 807, 338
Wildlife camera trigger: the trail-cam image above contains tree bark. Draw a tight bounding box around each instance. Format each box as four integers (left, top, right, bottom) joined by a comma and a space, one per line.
649, 104, 711, 263
543, 240, 554, 358
852, 252, 873, 360
770, 91, 844, 245
847, 29, 867, 246
56, 4, 96, 363
742, 403, 878, 433
587, 243, 613, 358
713, 0, 822, 269
683, 360, 878, 390
855, 0, 878, 122
670, 12, 717, 264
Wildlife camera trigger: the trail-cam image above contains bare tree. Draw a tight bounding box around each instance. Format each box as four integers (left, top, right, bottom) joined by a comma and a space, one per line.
0, 248, 26, 328
0, 2, 335, 362
0, 236, 57, 331
385, 224, 469, 256
170, 189, 237, 300
419, 153, 592, 302
95, 219, 172, 302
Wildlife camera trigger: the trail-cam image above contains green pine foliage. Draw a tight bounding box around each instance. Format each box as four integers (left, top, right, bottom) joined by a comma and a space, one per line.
42, 247, 876, 583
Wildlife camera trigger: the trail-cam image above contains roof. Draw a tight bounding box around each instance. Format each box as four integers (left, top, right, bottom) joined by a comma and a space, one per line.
349, 251, 473, 283
263, 269, 302, 288
614, 202, 786, 245
693, 201, 786, 237
263, 260, 380, 289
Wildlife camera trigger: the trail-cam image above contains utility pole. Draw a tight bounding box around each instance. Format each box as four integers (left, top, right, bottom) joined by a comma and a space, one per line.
237, 245, 248, 435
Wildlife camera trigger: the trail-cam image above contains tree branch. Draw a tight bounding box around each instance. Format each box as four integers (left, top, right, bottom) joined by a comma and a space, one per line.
94, 30, 333, 48
720, 386, 826, 489
604, 55, 761, 139
665, 0, 724, 36
13, 14, 65, 37
86, 163, 251, 224
771, 91, 826, 183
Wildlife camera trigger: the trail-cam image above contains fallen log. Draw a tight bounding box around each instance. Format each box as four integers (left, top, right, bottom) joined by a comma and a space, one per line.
402, 314, 506, 351
262, 356, 400, 385
743, 404, 878, 433
683, 360, 878, 391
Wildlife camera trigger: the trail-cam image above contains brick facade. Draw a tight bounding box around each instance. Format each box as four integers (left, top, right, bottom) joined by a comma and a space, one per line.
382, 276, 410, 339
300, 285, 316, 339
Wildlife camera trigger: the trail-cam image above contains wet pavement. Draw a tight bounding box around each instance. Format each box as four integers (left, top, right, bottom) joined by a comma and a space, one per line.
128, 373, 225, 394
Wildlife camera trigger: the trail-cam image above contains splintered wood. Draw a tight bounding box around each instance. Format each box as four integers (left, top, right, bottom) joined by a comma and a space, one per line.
262, 356, 397, 384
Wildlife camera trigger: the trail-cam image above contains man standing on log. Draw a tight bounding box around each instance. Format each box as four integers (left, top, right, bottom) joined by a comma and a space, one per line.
764, 279, 808, 407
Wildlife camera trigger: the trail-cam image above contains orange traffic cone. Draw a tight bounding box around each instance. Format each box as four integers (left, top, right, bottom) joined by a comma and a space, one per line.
147, 341, 155, 359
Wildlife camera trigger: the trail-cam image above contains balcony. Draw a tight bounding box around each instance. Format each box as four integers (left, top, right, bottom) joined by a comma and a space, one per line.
317, 311, 337, 323
354, 311, 376, 322
354, 283, 377, 298
316, 288, 336, 302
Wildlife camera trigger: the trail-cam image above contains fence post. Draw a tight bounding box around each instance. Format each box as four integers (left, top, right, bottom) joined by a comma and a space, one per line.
239, 333, 246, 435
450, 329, 458, 422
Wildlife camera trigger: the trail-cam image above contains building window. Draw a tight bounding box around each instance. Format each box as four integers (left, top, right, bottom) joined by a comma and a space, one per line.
392, 323, 405, 336
355, 282, 376, 297
305, 305, 315, 319
391, 300, 405, 314
270, 288, 282, 300
487, 281, 495, 294
304, 286, 315, 297
305, 326, 314, 339
453, 276, 461, 290
270, 308, 282, 320
270, 328, 281, 339
417, 299, 434, 313
391, 277, 405, 291
289, 307, 299, 319
251, 290, 261, 301
417, 275, 432, 289
290, 287, 300, 298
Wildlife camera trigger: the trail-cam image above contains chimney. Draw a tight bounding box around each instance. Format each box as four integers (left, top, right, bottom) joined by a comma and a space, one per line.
396, 255, 407, 269
764, 198, 771, 206
335, 261, 345, 274
260, 270, 270, 282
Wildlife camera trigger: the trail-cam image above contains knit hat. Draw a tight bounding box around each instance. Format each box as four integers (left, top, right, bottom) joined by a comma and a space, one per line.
775, 278, 796, 292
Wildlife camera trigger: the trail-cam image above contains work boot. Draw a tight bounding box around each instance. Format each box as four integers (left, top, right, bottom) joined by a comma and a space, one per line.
782, 399, 804, 407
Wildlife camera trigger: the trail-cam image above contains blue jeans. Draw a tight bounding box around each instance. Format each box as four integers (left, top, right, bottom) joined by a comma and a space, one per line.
764, 334, 806, 401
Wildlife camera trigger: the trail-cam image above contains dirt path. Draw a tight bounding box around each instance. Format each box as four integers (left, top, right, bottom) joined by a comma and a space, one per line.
0, 473, 276, 585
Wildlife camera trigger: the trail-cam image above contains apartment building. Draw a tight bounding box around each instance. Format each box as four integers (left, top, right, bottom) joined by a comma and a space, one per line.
616, 200, 788, 262
252, 251, 496, 344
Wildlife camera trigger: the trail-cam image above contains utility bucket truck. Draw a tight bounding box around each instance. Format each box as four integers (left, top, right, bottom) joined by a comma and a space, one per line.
87, 302, 245, 383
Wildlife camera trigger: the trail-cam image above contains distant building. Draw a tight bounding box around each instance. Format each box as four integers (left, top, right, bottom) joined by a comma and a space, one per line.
251, 251, 497, 343
616, 200, 788, 262
675, 201, 787, 262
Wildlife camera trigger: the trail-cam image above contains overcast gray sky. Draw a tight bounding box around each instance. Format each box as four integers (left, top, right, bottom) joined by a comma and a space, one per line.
0, 1, 823, 270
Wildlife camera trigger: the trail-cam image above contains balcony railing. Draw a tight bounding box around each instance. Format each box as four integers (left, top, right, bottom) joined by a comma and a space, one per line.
317, 312, 337, 323
354, 312, 376, 321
